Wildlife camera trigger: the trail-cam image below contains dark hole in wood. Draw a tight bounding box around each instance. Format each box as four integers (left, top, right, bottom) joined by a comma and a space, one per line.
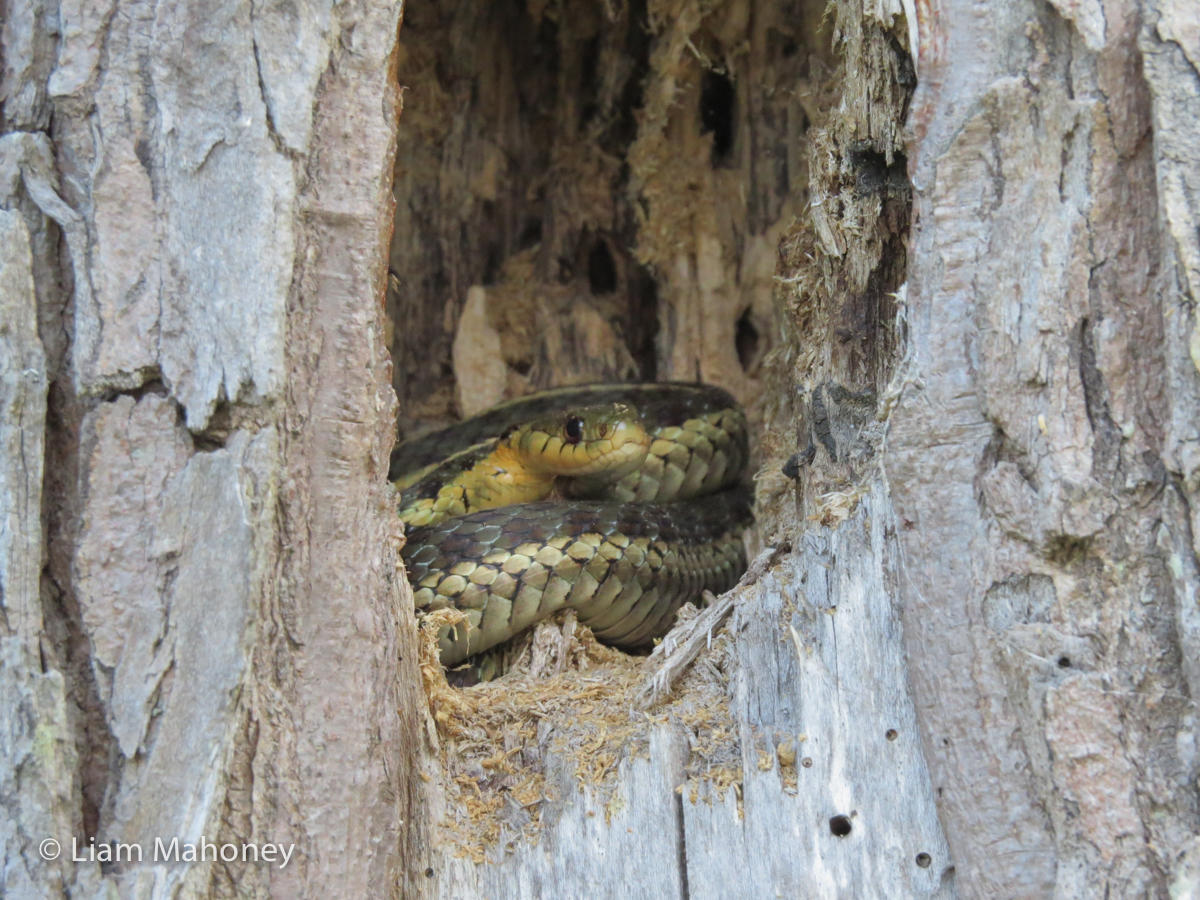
424, 867, 434, 878
801, 757, 813, 768
518, 218, 543, 250
915, 852, 931, 868
735, 308, 759, 371
594, 0, 652, 153
588, 241, 617, 294
766, 27, 799, 63
885, 728, 898, 741
482, 242, 502, 285
888, 33, 918, 88
628, 266, 659, 382
700, 70, 736, 166
848, 145, 910, 196
578, 34, 601, 128
850, 147, 888, 192
829, 814, 853, 837
1058, 656, 1071, 668
479, 199, 501, 284
783, 443, 816, 480
782, 454, 801, 480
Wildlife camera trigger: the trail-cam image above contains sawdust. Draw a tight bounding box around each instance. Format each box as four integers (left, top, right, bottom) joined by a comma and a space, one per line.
810, 484, 868, 526
416, 606, 744, 862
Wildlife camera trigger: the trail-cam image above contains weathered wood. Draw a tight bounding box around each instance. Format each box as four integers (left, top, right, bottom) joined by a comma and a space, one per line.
5, 0, 1199, 895
1, 0, 412, 895
403, 0, 1200, 896
387, 0, 818, 436
683, 492, 950, 898
423, 492, 950, 898
0, 137, 75, 898
397, 0, 934, 896
891, 0, 1200, 895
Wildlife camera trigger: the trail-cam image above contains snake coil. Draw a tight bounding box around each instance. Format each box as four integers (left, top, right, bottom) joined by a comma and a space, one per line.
395, 383, 752, 666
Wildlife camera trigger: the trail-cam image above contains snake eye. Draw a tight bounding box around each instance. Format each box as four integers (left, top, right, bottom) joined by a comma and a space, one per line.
564, 416, 584, 444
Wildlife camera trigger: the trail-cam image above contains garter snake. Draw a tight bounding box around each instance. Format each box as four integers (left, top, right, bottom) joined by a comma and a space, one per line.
395, 383, 751, 666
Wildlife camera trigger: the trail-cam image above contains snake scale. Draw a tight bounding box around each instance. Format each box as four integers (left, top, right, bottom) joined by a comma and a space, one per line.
394, 383, 752, 666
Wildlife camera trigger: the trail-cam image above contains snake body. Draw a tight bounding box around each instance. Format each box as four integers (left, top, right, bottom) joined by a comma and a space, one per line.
396, 383, 751, 666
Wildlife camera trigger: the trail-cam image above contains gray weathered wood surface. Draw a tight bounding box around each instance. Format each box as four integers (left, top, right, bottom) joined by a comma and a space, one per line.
430, 490, 951, 898
891, 0, 1200, 894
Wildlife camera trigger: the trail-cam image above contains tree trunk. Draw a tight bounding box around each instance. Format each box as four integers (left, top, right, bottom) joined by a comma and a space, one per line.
1, 0, 416, 895
894, 1, 1200, 894
2, 0, 1198, 897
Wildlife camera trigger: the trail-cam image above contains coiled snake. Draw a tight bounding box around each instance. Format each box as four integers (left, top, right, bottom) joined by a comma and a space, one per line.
394, 383, 752, 666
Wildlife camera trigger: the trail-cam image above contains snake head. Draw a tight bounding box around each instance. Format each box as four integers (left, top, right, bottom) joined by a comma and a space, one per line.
503, 401, 651, 481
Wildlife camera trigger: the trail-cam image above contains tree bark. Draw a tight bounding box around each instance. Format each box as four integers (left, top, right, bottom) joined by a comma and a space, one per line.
893, 1, 1200, 894
3, 0, 1199, 897
1, 0, 416, 896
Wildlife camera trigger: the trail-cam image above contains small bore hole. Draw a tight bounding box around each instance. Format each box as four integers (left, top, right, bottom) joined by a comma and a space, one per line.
829, 814, 853, 837
424, 867, 434, 878
735, 308, 760, 372
801, 757, 813, 768
885, 729, 898, 741
577, 35, 601, 127
587, 241, 617, 294
699, 70, 736, 166
482, 242, 502, 285
915, 852, 931, 868
1057, 656, 1071, 668
518, 218, 543, 250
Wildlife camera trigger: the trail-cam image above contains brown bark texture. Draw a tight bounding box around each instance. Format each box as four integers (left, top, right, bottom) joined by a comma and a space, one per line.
1, 0, 417, 896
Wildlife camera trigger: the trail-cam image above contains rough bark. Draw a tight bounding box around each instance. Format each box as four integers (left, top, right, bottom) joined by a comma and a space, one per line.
893, 0, 1200, 895
1, 0, 414, 897
3, 0, 1199, 896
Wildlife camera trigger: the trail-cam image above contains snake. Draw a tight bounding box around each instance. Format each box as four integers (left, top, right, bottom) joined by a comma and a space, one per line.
395, 383, 752, 666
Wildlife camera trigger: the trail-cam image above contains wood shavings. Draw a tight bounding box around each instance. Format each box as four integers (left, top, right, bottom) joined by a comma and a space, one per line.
810, 485, 868, 526
415, 603, 749, 862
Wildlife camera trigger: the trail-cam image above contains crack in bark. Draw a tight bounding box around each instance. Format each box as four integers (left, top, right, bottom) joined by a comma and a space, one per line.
1076, 315, 1122, 482
249, 25, 290, 160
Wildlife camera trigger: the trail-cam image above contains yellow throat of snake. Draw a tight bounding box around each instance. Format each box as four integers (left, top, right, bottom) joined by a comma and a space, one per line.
397, 402, 651, 528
